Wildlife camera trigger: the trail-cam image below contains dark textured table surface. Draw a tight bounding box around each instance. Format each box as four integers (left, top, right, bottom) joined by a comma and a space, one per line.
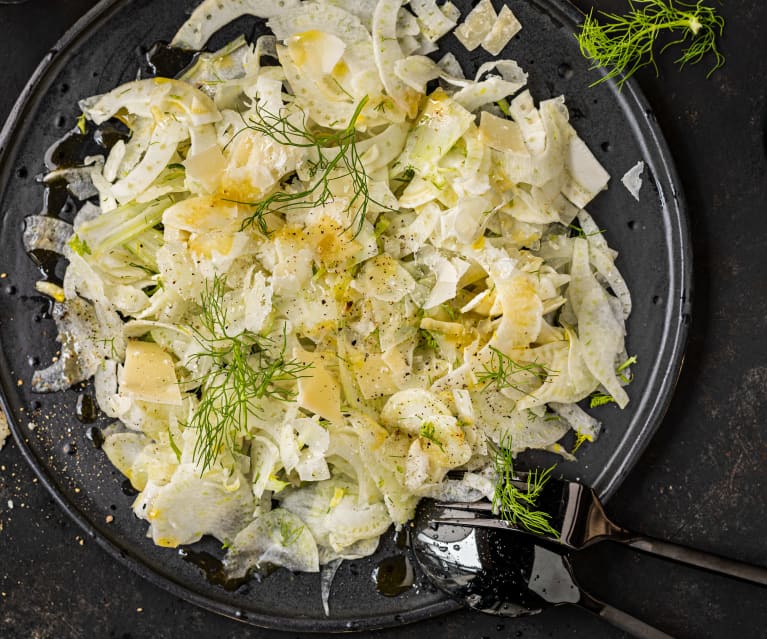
1, 1, 765, 638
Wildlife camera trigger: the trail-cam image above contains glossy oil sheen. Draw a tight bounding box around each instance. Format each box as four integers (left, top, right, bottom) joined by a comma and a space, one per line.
0, 0, 690, 631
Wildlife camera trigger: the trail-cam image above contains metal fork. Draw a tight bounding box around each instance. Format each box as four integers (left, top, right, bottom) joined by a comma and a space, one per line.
434, 475, 767, 586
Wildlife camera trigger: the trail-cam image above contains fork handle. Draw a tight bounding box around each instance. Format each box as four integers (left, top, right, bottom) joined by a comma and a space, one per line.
620, 535, 767, 586
578, 591, 675, 639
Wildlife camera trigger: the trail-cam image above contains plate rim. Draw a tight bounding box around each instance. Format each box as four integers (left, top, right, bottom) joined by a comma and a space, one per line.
0, 0, 691, 631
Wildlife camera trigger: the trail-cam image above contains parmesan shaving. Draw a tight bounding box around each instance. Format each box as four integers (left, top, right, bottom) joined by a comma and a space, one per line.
481, 5, 522, 56
621, 160, 645, 201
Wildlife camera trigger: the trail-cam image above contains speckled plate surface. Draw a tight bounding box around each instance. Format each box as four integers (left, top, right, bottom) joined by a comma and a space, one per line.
0, 0, 690, 631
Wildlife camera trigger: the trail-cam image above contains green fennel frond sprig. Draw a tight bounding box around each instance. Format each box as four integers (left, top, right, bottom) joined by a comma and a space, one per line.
187, 275, 312, 474
491, 433, 559, 537
279, 518, 305, 547
234, 96, 384, 237
576, 0, 725, 88
589, 391, 617, 408
476, 346, 556, 396
419, 421, 445, 452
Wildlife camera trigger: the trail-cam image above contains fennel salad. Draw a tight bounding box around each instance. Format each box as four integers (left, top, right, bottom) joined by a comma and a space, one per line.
25, 0, 635, 585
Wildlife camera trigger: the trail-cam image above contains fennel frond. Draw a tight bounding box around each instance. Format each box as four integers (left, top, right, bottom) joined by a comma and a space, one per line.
236, 97, 382, 237
491, 433, 559, 537
576, 0, 725, 88
187, 275, 312, 474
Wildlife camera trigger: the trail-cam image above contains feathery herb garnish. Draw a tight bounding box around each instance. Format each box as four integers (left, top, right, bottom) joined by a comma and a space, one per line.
491, 433, 559, 537
236, 96, 383, 237
616, 354, 637, 372
76, 113, 87, 135
68, 234, 91, 256
128, 262, 157, 276
617, 354, 637, 383
568, 223, 605, 238
279, 518, 305, 547
187, 275, 312, 474
571, 430, 591, 454
418, 328, 439, 351
589, 391, 616, 408
167, 426, 182, 462
576, 0, 725, 89
419, 421, 445, 451
477, 346, 555, 395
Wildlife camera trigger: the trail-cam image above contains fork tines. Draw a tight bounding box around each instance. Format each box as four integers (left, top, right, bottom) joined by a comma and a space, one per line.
430, 515, 512, 531
430, 500, 512, 531
436, 500, 494, 513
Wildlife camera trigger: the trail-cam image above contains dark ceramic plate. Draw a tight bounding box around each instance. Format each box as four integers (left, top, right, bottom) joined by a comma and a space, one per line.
0, 0, 690, 632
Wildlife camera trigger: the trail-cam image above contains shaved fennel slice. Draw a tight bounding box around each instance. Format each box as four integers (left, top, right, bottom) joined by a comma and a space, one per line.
437, 51, 463, 77
101, 430, 154, 489
568, 239, 629, 407
275, 47, 359, 130
563, 128, 611, 208
372, 0, 420, 118
394, 55, 443, 93
269, 1, 369, 44
576, 210, 632, 320
268, 2, 377, 82
320, 0, 379, 29
278, 479, 391, 553
590, 247, 632, 320
134, 464, 255, 547
111, 119, 187, 204
23, 215, 72, 254
172, 0, 301, 50
509, 90, 546, 155
81, 79, 220, 128
224, 509, 319, 577
320, 558, 343, 616
43, 163, 100, 201
31, 300, 105, 393
392, 89, 473, 176
472, 390, 569, 451
452, 75, 526, 112
103, 140, 126, 183
550, 402, 601, 441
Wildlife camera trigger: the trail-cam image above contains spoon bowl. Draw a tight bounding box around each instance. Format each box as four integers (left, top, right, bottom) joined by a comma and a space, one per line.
411, 500, 672, 638
412, 500, 580, 617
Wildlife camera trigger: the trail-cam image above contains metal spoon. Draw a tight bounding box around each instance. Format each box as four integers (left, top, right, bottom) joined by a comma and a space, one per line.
412, 501, 673, 639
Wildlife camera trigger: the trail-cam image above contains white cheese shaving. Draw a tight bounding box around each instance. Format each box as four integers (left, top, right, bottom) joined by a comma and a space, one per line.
481, 5, 522, 56
120, 341, 182, 406
454, 0, 497, 51
621, 160, 645, 201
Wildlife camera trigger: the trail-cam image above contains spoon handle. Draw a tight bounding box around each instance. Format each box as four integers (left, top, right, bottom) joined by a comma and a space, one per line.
620, 534, 767, 586
578, 591, 674, 639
